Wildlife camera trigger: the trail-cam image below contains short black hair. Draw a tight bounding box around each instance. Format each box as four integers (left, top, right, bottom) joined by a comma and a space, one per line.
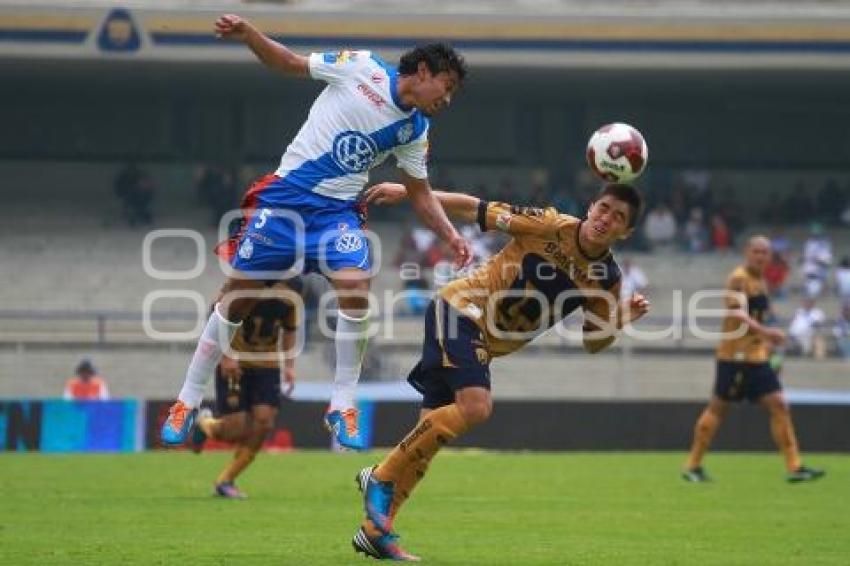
398, 43, 467, 83
594, 183, 644, 228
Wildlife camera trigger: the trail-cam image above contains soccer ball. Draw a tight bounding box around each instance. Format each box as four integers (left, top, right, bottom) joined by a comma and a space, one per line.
586, 123, 648, 183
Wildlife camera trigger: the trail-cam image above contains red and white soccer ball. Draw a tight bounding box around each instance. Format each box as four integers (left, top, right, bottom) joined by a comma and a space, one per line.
586, 123, 649, 183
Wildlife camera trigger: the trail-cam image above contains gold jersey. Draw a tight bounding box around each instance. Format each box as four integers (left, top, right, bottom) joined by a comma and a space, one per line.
716, 265, 771, 363
230, 283, 299, 369
440, 201, 622, 357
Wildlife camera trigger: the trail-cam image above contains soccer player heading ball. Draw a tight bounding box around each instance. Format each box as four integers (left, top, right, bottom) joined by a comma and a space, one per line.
160, 14, 473, 451
351, 181, 650, 560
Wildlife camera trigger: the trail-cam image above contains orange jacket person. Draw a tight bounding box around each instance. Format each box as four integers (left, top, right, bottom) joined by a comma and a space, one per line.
63, 359, 110, 400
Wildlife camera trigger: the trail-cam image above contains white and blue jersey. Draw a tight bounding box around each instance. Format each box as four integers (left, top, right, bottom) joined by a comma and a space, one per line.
232, 50, 430, 276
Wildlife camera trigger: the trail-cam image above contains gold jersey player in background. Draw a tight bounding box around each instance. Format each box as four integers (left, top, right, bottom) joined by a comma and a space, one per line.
683, 236, 824, 484
191, 280, 301, 498
349, 181, 650, 560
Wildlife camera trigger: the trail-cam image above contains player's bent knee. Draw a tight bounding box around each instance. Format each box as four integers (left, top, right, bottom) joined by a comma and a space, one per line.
457, 399, 492, 425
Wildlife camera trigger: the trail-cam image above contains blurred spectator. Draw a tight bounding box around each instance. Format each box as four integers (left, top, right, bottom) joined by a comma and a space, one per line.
668, 184, 689, 226
800, 223, 833, 298
113, 163, 155, 226
619, 258, 649, 301
835, 256, 850, 306
710, 213, 732, 251
63, 359, 110, 400
832, 304, 850, 360
683, 207, 709, 253
552, 185, 580, 217
816, 179, 840, 225
394, 226, 439, 268
195, 165, 237, 227
788, 298, 826, 357
460, 224, 494, 263
783, 182, 814, 225
643, 202, 677, 250
764, 250, 790, 298
402, 274, 431, 315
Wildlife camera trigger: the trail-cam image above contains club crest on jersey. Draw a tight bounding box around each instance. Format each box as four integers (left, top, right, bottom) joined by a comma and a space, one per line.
335, 232, 364, 253
332, 131, 378, 173
397, 123, 414, 144
496, 213, 512, 232
238, 238, 253, 259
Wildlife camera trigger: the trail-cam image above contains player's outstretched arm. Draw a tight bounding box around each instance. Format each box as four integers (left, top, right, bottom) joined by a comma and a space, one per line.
582, 292, 650, 354
215, 14, 309, 76
365, 181, 479, 222
729, 309, 786, 345
368, 178, 473, 268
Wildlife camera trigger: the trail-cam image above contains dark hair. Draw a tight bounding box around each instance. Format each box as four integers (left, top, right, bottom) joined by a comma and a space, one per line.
595, 183, 644, 228
398, 43, 467, 83
76, 359, 96, 375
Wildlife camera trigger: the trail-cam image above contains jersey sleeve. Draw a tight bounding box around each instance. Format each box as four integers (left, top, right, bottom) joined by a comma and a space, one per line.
476, 201, 564, 239
308, 50, 370, 85
393, 130, 429, 179
725, 272, 747, 310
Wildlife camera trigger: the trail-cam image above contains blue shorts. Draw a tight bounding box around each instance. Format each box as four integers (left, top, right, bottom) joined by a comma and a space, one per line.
231, 176, 371, 276
407, 299, 491, 409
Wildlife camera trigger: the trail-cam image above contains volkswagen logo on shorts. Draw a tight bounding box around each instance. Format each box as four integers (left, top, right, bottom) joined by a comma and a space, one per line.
335, 232, 364, 253
332, 131, 378, 173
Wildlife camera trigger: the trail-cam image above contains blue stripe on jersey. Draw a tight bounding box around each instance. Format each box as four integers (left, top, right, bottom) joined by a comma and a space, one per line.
279, 114, 429, 197
369, 112, 429, 152
370, 54, 412, 112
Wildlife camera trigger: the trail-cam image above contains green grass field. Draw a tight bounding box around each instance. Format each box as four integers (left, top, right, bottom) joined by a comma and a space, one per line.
1, 451, 847, 565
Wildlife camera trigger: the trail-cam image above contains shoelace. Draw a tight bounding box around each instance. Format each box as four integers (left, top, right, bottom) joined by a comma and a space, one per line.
341, 408, 359, 437
169, 403, 190, 430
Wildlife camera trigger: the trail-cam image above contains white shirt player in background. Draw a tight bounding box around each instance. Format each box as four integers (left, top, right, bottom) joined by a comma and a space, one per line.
161, 13, 473, 451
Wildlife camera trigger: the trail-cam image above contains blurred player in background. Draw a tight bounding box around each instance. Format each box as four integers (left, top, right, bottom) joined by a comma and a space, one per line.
683, 236, 824, 483
161, 13, 472, 450
191, 280, 300, 499
349, 181, 649, 560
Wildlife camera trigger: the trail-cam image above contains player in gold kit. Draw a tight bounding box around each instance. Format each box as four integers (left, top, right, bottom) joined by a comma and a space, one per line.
191, 280, 301, 498
349, 181, 650, 560
682, 236, 824, 484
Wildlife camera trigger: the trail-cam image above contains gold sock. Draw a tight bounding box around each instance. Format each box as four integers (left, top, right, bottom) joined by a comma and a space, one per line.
770, 410, 802, 471
373, 403, 469, 521
217, 444, 256, 484
685, 408, 721, 470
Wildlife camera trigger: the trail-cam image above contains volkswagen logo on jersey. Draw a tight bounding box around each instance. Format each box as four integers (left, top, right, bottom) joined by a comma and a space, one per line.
397, 123, 414, 144
238, 238, 254, 259
333, 131, 378, 173
335, 232, 364, 253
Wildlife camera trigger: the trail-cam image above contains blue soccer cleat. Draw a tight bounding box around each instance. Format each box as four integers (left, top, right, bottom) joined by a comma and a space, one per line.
352, 527, 420, 561
160, 401, 197, 446
324, 407, 365, 450
357, 465, 394, 535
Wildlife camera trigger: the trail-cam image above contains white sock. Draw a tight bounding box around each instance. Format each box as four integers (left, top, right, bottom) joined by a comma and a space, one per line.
329, 310, 369, 411
178, 303, 241, 408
